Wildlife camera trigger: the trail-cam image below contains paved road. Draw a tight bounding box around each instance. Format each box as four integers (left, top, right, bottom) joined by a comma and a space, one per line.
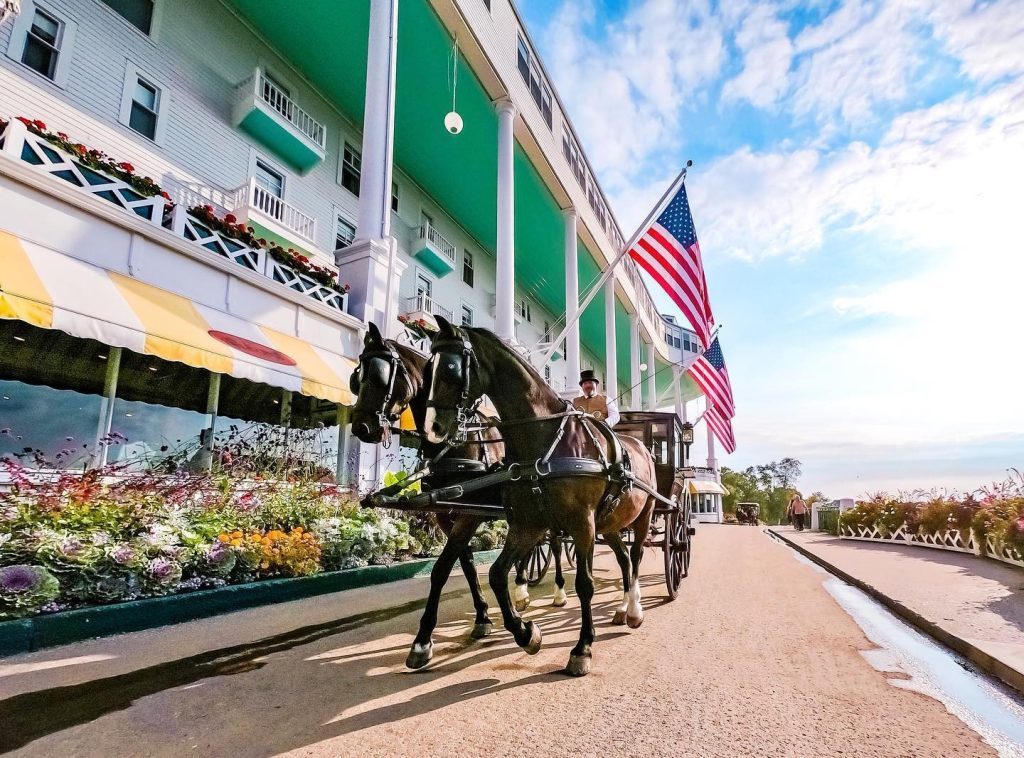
0, 526, 996, 757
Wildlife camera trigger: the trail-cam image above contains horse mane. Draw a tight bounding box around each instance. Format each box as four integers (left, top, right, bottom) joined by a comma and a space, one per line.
465, 327, 563, 407
386, 340, 428, 395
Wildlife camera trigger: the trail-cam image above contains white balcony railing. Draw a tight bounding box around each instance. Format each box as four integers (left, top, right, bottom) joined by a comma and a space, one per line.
403, 292, 453, 323
419, 223, 456, 264
248, 69, 327, 151
239, 178, 317, 243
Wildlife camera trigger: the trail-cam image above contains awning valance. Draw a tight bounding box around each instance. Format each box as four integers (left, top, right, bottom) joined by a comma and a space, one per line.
0, 231, 355, 404
689, 479, 728, 495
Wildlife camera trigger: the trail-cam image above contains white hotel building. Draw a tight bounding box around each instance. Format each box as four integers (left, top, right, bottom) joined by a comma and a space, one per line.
0, 0, 725, 519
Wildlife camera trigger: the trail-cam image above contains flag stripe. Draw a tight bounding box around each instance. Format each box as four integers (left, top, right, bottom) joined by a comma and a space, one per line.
706, 405, 736, 453
630, 253, 711, 345
691, 356, 734, 406
691, 365, 734, 415
636, 236, 705, 313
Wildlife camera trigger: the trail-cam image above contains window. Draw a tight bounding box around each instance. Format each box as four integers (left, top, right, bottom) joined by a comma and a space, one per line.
255, 160, 284, 198
516, 297, 531, 323
461, 304, 474, 327
543, 320, 551, 344
341, 142, 361, 195
462, 250, 474, 287
516, 33, 553, 129
100, 0, 154, 35
391, 181, 399, 213
416, 271, 432, 300
21, 8, 62, 80
127, 76, 160, 140
335, 216, 355, 249
544, 364, 552, 383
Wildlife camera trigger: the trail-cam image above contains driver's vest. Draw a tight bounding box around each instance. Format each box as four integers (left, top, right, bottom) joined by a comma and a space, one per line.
573, 394, 609, 420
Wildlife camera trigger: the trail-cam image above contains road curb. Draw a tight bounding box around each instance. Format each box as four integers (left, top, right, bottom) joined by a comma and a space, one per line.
768, 528, 1024, 697
0, 549, 503, 657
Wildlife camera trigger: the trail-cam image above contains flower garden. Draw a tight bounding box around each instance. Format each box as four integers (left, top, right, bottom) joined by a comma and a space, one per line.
838, 474, 1024, 567
0, 457, 507, 620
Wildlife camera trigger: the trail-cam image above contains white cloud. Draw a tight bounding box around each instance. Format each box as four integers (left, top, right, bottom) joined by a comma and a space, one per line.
722, 5, 794, 108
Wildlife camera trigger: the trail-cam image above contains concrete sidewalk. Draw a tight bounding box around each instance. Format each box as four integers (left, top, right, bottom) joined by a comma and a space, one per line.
771, 527, 1024, 694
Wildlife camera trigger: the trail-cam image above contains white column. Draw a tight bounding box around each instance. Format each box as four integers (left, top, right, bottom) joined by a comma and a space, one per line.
629, 314, 641, 410
706, 415, 718, 471
92, 347, 122, 468
646, 341, 657, 411
356, 0, 398, 241
604, 279, 617, 400
563, 208, 580, 382
494, 99, 516, 341
337, 0, 404, 338
672, 365, 685, 422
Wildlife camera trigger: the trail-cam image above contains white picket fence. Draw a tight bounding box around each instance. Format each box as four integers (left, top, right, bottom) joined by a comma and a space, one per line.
840, 522, 1024, 569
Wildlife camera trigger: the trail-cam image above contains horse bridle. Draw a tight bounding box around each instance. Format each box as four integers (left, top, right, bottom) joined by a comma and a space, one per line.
427, 326, 481, 442
350, 341, 412, 433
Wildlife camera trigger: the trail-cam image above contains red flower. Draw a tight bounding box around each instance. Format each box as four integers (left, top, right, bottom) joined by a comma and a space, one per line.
16, 116, 32, 127
296, 255, 310, 264
160, 191, 172, 201
224, 214, 237, 224
32, 119, 46, 130
56, 132, 69, 140
204, 204, 214, 212
118, 161, 135, 173
73, 144, 87, 154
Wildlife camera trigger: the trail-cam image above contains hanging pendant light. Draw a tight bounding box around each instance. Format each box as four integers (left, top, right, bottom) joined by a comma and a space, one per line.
445, 37, 463, 135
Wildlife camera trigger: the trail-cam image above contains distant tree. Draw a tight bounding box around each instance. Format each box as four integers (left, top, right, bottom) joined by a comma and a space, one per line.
721, 467, 761, 516
726, 458, 804, 525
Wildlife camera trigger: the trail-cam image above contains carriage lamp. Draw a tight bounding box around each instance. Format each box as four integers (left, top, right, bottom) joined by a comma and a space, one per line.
680, 422, 694, 445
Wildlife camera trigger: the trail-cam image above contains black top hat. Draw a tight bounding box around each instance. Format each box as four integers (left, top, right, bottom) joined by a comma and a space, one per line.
579, 369, 600, 386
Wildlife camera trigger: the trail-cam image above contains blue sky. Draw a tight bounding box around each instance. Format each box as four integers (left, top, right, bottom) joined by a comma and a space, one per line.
518, 0, 1024, 497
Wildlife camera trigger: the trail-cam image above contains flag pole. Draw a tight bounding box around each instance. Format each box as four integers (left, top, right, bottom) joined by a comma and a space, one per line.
540, 160, 693, 366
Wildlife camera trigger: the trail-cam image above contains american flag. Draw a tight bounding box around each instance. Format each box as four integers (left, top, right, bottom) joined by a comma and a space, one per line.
705, 404, 736, 454
688, 337, 735, 419
627, 180, 714, 346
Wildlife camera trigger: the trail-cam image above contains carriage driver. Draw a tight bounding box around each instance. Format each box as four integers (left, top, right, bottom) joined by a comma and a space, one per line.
573, 369, 621, 427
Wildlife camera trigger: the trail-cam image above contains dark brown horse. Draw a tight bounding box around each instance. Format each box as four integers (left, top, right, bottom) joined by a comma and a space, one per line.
424, 319, 659, 676
350, 323, 559, 669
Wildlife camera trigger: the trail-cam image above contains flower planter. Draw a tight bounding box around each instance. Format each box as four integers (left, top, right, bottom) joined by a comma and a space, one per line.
839, 523, 1024, 569
0, 548, 502, 656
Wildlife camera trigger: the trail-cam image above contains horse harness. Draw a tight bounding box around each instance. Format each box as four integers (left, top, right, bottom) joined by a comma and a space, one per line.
372, 326, 639, 521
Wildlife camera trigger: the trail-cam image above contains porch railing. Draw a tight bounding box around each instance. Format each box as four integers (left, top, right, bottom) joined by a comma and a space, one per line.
240, 178, 317, 242
403, 292, 453, 322
245, 69, 326, 151
419, 223, 456, 263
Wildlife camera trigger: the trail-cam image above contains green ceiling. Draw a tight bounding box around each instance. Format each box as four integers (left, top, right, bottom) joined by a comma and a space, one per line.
228, 0, 685, 389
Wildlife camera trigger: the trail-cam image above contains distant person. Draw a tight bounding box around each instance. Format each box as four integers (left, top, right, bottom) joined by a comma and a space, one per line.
573, 369, 620, 427
789, 494, 808, 531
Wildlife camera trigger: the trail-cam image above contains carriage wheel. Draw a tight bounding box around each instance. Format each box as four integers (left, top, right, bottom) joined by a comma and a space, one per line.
525, 539, 553, 586
563, 535, 577, 569
663, 506, 690, 600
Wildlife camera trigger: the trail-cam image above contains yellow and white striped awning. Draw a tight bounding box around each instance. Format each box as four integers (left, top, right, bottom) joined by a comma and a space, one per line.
689, 479, 728, 495
0, 231, 355, 404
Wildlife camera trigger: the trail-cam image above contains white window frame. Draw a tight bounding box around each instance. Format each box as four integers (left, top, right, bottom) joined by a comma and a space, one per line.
460, 302, 474, 327
415, 269, 433, 301
6, 1, 77, 88
253, 156, 286, 199
118, 62, 169, 145
334, 213, 356, 250
462, 249, 474, 288
338, 139, 361, 196
95, 0, 163, 41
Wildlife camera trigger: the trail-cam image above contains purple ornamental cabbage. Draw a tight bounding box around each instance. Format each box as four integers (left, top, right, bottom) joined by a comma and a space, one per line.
0, 564, 61, 618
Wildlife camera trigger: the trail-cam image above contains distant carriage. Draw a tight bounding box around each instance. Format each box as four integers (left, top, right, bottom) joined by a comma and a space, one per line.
736, 502, 760, 525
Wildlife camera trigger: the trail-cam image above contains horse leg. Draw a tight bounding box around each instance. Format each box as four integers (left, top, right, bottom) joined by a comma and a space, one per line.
551, 532, 567, 607
512, 557, 531, 612
603, 531, 633, 626
488, 523, 547, 654
457, 538, 493, 638
566, 527, 597, 677
625, 498, 657, 629
405, 517, 478, 669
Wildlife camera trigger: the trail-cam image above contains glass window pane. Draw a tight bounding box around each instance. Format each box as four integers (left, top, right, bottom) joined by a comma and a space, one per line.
100, 0, 153, 34
31, 10, 60, 44
0, 380, 102, 469
133, 79, 158, 110
22, 37, 57, 79
255, 161, 283, 197
129, 103, 157, 139
108, 397, 207, 471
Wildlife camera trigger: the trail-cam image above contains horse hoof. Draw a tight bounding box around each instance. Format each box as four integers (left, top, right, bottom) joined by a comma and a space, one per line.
514, 596, 531, 613
470, 621, 493, 639
627, 613, 644, 629
522, 621, 543, 655
611, 610, 627, 626
405, 642, 433, 670
552, 588, 567, 607
566, 653, 592, 677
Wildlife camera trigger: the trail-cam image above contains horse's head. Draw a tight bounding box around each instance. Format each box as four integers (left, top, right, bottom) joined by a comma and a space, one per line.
424, 316, 483, 444
349, 323, 417, 443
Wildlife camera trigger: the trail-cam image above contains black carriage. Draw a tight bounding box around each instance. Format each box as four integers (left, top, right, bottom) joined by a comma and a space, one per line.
736, 502, 759, 525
